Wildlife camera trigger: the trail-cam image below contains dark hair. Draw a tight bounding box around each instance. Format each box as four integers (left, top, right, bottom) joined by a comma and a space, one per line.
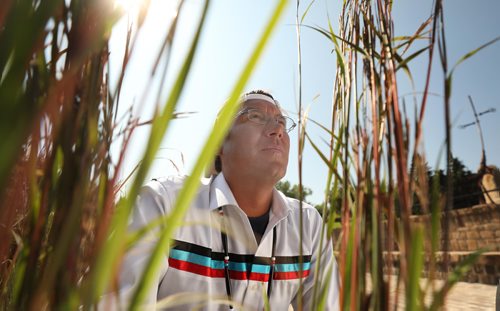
246, 89, 275, 100
214, 155, 222, 173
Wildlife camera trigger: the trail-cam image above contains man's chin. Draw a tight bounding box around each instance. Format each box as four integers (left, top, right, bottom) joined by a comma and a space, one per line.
249, 168, 284, 182
270, 167, 287, 183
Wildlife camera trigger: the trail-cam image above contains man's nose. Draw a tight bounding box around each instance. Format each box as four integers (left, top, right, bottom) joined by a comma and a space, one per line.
266, 118, 285, 137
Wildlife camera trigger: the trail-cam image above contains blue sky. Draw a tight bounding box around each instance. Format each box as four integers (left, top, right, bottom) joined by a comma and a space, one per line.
110, 0, 500, 205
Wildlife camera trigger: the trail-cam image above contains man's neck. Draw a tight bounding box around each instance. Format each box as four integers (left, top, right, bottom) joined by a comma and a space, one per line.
224, 176, 274, 217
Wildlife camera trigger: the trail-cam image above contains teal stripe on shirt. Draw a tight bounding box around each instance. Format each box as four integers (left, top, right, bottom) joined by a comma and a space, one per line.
170, 249, 224, 269
170, 249, 309, 274
251, 263, 271, 274
275, 262, 311, 272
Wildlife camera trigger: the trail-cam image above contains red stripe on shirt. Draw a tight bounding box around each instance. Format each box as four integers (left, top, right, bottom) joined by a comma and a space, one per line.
273, 269, 310, 280
169, 258, 225, 278
229, 270, 270, 282
169, 257, 308, 281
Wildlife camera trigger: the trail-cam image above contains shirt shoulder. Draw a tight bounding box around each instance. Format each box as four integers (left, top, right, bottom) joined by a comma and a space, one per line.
143, 174, 212, 195
275, 191, 323, 229
274, 191, 327, 252
279, 193, 320, 216
139, 175, 211, 212
144, 175, 188, 193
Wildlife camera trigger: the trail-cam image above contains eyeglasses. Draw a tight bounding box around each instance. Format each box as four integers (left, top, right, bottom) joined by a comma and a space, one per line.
236, 108, 296, 133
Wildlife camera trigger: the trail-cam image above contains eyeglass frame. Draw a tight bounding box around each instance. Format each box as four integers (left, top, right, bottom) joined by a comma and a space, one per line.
235, 108, 297, 133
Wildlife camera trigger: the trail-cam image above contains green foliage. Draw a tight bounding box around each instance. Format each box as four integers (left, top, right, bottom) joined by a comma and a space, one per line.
128, 1, 289, 308
0, 0, 289, 309
275, 180, 312, 202
1, 0, 121, 309
411, 156, 481, 214
0, 0, 494, 310
300, 0, 495, 310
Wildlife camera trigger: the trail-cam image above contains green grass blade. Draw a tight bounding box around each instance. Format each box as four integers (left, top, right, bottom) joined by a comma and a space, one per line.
449, 35, 500, 76
393, 16, 432, 53
303, 24, 368, 57
395, 47, 429, 72
428, 250, 484, 311
407, 226, 424, 311
85, 1, 210, 304
128, 0, 289, 308
316, 264, 333, 310
304, 132, 343, 181
342, 205, 356, 310
300, 0, 316, 24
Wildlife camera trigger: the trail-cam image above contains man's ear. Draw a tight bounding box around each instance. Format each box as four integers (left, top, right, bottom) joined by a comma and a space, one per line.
206, 150, 223, 177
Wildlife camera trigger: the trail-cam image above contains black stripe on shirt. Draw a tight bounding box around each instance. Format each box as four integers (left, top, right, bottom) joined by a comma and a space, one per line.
171, 239, 311, 265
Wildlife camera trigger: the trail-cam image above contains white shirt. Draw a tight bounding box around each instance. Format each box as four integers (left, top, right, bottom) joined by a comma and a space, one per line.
108, 173, 340, 310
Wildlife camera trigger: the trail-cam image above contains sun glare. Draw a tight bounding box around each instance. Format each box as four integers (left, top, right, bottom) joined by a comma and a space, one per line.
115, 0, 178, 20
115, 0, 142, 15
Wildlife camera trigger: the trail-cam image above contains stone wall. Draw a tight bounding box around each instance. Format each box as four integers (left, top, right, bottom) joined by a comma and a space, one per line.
333, 204, 500, 284
411, 204, 500, 252
409, 203, 500, 284
382, 252, 500, 285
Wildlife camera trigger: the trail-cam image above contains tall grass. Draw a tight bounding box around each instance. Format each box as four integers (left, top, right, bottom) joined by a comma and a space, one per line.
300, 0, 498, 310
0, 0, 288, 309
1, 0, 497, 310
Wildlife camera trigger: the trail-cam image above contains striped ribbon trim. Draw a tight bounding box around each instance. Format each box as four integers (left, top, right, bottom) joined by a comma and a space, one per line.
169, 240, 311, 281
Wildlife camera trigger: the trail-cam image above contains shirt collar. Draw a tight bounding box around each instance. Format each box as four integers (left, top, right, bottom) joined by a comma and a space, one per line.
270, 187, 291, 220
209, 173, 239, 210
209, 173, 291, 219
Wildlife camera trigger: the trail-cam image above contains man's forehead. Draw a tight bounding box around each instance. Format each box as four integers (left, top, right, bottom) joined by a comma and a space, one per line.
242, 100, 282, 113
239, 95, 285, 116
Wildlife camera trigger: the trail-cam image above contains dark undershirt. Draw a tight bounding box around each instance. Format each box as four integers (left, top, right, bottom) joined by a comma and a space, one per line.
248, 210, 270, 244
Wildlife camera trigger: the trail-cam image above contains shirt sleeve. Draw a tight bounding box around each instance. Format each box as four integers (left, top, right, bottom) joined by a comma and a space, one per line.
292, 208, 340, 311
99, 180, 171, 310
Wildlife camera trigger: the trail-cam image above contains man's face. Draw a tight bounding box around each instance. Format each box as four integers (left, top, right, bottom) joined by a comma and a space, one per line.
220, 99, 291, 184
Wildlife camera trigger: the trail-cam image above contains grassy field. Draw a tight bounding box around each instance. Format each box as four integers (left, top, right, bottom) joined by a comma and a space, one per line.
0, 0, 496, 310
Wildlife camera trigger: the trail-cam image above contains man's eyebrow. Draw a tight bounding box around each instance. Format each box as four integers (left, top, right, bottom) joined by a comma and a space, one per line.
244, 106, 283, 114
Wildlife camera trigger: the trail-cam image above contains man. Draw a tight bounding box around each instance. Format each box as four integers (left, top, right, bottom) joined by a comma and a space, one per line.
116, 90, 340, 310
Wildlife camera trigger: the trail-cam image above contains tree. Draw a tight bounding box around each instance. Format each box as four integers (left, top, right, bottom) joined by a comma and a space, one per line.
275, 180, 312, 203
410, 156, 481, 214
